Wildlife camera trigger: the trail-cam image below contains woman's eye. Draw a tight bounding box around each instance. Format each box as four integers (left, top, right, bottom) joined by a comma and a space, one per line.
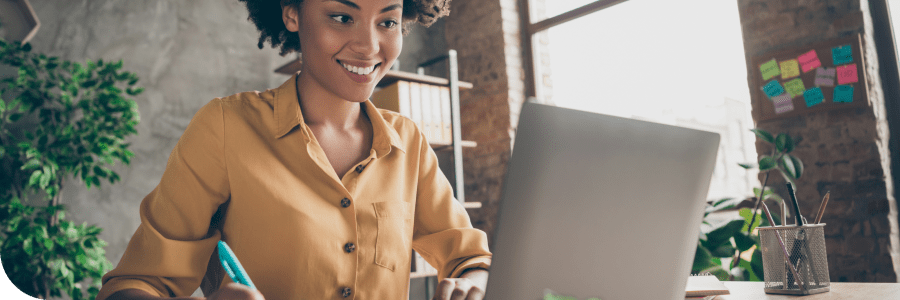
380, 20, 398, 29
331, 15, 352, 23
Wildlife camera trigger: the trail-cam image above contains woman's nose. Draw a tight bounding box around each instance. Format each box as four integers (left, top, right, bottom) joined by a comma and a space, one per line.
349, 25, 379, 57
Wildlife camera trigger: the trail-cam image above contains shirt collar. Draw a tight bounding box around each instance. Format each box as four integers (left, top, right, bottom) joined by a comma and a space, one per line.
273, 73, 406, 156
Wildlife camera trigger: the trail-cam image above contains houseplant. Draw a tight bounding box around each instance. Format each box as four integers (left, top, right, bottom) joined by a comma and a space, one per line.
692, 128, 803, 281
0, 35, 142, 299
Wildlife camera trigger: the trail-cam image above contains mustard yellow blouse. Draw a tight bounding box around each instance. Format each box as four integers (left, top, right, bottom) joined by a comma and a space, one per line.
96, 74, 491, 300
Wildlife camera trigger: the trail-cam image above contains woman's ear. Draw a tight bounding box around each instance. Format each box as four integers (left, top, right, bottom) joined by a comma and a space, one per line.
282, 4, 300, 32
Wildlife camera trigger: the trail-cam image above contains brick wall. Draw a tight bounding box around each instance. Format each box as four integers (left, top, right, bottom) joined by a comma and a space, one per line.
445, 0, 525, 245
737, 0, 899, 282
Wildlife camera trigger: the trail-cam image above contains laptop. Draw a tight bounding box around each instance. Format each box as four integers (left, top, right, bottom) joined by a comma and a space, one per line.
484, 101, 720, 300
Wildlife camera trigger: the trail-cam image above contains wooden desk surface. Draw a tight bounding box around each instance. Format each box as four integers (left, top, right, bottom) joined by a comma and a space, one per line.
715, 282, 900, 299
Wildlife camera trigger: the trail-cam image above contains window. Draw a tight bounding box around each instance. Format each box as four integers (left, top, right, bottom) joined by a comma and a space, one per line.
522, 0, 759, 200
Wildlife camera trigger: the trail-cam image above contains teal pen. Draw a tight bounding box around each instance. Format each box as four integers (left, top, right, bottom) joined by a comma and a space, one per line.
218, 240, 257, 289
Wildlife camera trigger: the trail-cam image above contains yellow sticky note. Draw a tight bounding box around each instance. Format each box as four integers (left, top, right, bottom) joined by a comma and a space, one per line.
780, 59, 800, 79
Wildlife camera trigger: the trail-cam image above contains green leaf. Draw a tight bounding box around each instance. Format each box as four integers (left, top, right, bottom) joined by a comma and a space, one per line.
751, 128, 775, 144
28, 170, 43, 186
692, 244, 716, 273
776, 133, 794, 153
736, 258, 760, 281
739, 208, 762, 232
750, 249, 765, 281
780, 154, 798, 179
738, 163, 755, 170
705, 220, 744, 248
9, 113, 22, 121
733, 232, 756, 252
39, 170, 51, 189
788, 154, 803, 179
758, 156, 776, 171
23, 238, 33, 256
20, 158, 41, 171
709, 243, 735, 257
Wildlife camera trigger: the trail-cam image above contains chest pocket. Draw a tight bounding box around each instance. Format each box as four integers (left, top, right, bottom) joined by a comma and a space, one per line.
373, 201, 414, 271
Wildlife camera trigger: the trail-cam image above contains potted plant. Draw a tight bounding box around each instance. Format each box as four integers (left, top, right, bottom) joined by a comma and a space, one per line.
693, 128, 802, 281
0, 35, 143, 300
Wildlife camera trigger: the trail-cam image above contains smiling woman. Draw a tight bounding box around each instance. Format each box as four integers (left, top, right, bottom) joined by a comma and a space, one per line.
97, 1, 492, 300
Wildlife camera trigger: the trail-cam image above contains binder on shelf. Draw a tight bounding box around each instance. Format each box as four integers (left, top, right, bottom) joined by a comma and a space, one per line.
429, 84, 443, 143
440, 86, 452, 144
409, 82, 423, 132
370, 80, 411, 118
420, 82, 434, 142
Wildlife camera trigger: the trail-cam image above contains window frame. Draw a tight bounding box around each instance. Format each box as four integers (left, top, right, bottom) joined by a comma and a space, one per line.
519, 0, 630, 100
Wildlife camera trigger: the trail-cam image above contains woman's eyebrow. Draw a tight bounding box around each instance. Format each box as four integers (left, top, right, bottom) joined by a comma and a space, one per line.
327, 0, 402, 13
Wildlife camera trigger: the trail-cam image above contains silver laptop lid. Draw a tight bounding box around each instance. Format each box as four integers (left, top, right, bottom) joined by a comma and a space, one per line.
485, 102, 720, 300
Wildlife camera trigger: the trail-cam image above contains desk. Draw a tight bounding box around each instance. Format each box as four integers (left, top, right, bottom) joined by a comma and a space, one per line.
715, 282, 900, 299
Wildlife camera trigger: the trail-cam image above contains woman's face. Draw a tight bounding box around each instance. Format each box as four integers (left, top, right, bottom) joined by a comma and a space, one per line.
288, 0, 403, 102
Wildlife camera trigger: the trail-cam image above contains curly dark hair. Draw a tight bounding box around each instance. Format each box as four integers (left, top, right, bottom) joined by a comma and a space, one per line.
238, 0, 452, 56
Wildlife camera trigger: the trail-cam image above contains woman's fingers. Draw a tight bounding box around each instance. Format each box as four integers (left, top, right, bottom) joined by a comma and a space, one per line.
431, 278, 484, 300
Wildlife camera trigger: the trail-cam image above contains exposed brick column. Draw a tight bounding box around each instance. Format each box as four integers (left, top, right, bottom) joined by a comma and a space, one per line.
445, 0, 525, 245
737, 0, 899, 282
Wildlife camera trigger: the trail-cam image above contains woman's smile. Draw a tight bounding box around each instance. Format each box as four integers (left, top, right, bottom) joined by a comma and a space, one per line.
338, 59, 382, 83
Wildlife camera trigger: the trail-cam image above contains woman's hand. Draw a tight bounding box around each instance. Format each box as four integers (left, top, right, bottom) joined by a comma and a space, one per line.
431, 269, 489, 300
205, 283, 265, 300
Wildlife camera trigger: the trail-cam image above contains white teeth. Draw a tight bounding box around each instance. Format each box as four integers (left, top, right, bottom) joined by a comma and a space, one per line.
342, 62, 376, 75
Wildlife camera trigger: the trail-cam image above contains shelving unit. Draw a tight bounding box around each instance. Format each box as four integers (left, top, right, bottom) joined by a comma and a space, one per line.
274, 50, 481, 286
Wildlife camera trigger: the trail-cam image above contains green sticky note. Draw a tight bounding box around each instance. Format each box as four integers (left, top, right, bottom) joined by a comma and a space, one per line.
784, 78, 806, 98
760, 59, 780, 80
834, 85, 854, 103
762, 80, 785, 98
804, 87, 824, 107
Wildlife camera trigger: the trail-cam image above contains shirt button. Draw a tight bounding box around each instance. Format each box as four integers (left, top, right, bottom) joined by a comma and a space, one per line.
340, 287, 353, 298
355, 164, 365, 173
341, 198, 351, 208
344, 242, 356, 253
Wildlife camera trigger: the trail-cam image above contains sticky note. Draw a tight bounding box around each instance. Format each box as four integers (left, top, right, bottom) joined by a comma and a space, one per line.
837, 63, 859, 85
798, 50, 822, 73
760, 59, 780, 80
784, 78, 806, 98
804, 87, 824, 107
780, 59, 801, 79
773, 93, 794, 114
834, 85, 854, 103
832, 44, 853, 65
814, 67, 835, 86
762, 80, 786, 98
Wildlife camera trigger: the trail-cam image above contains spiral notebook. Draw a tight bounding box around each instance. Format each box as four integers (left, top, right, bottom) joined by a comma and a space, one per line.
685, 274, 730, 298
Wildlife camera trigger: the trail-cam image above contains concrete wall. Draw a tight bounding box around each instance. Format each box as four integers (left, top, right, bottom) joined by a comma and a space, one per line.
8, 0, 451, 298
737, 0, 899, 282
19, 0, 293, 297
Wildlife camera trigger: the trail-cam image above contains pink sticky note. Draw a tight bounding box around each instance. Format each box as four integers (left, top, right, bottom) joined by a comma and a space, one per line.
837, 64, 859, 85
798, 50, 822, 73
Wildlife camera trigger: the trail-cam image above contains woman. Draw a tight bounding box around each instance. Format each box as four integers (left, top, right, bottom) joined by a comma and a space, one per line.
98, 0, 491, 299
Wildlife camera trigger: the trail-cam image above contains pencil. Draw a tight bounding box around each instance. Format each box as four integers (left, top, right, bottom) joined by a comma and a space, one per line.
814, 191, 830, 224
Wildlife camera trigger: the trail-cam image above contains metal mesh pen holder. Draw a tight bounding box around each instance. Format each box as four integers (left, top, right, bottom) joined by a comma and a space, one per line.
758, 224, 830, 295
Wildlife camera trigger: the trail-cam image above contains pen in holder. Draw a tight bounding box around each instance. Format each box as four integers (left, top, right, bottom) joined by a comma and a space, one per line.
758, 224, 830, 295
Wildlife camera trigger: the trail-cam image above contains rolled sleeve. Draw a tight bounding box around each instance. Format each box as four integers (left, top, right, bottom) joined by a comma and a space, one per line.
97, 99, 230, 300
410, 132, 492, 281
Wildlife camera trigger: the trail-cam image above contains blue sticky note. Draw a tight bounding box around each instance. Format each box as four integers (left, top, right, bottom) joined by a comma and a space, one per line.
834, 85, 854, 103
832, 44, 853, 65
762, 80, 785, 98
804, 87, 824, 107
